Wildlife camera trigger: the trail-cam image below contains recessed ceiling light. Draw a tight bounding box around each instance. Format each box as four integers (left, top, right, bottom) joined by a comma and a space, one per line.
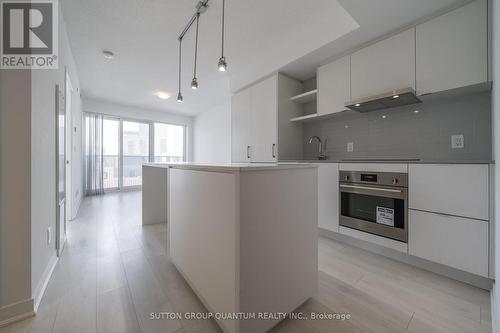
413, 110, 420, 114
102, 50, 114, 60
354, 103, 361, 107
382, 115, 387, 119
392, 95, 399, 99
153, 91, 171, 100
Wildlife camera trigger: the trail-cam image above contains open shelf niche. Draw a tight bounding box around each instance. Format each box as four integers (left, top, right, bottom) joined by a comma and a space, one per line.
289, 79, 317, 122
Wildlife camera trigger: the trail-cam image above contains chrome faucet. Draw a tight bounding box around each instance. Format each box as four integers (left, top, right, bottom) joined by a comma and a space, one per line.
308, 136, 327, 160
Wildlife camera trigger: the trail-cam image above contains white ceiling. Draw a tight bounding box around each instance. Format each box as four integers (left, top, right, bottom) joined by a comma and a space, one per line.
61, 0, 468, 116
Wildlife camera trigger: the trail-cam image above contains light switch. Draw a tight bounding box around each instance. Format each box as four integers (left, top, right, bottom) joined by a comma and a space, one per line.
47, 227, 52, 245
347, 142, 354, 152
451, 135, 464, 149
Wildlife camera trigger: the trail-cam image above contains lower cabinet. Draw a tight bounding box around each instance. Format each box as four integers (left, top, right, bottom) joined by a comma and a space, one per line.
318, 163, 339, 232
408, 209, 488, 277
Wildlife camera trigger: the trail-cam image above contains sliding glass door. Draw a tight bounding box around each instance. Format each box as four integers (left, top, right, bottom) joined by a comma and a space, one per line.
102, 118, 120, 190
122, 121, 150, 188
84, 113, 186, 193
153, 123, 184, 162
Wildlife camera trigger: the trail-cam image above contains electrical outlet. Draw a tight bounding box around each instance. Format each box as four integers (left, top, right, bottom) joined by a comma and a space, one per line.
451, 134, 464, 149
347, 142, 354, 152
47, 227, 52, 245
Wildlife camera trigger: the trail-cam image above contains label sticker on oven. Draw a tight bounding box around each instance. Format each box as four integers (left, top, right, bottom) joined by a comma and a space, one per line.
376, 207, 394, 226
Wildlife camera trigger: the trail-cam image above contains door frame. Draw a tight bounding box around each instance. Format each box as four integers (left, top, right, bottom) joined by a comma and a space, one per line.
55, 84, 66, 257
65, 69, 73, 220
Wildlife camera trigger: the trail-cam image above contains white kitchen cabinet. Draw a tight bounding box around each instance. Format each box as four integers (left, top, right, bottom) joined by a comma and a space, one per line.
250, 76, 277, 162
318, 163, 339, 232
409, 164, 489, 220
351, 29, 415, 100
317, 56, 350, 115
231, 89, 251, 162
416, 0, 488, 95
409, 209, 488, 277
231, 76, 278, 163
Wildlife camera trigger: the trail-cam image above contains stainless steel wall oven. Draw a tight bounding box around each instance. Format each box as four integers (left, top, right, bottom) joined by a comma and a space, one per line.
339, 171, 408, 242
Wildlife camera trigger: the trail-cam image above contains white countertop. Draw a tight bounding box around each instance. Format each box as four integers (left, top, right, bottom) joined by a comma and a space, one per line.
143, 162, 317, 172
280, 159, 494, 164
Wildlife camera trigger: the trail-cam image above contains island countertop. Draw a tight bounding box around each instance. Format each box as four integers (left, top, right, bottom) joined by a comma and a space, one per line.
143, 161, 317, 172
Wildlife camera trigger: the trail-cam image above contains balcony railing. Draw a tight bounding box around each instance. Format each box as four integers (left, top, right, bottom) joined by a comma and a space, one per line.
101, 154, 183, 189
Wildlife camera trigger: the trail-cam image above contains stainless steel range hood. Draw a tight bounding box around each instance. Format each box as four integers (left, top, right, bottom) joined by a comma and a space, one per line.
345, 87, 422, 112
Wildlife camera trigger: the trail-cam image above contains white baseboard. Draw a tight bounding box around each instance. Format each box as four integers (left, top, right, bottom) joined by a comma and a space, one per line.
320, 228, 494, 290
0, 299, 34, 327
33, 252, 58, 313
492, 283, 499, 333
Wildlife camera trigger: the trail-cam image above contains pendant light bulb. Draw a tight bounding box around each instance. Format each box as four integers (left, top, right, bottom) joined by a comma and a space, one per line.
177, 38, 183, 103
191, 77, 198, 89
218, 0, 227, 73
191, 13, 200, 90
218, 57, 227, 72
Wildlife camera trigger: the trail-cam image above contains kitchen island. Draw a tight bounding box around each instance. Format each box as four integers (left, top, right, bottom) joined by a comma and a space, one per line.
142, 162, 318, 333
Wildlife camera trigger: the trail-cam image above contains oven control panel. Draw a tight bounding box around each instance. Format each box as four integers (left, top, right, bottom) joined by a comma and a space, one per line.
339, 171, 408, 188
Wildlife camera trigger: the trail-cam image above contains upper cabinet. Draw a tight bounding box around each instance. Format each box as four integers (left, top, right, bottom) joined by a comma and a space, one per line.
416, 0, 488, 95
351, 29, 415, 100
317, 56, 350, 116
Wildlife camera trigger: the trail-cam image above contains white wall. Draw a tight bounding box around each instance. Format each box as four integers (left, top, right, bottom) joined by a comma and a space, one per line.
82, 97, 194, 161
0, 2, 83, 324
193, 102, 232, 163
30, 2, 83, 312
492, 0, 500, 330
0, 69, 33, 323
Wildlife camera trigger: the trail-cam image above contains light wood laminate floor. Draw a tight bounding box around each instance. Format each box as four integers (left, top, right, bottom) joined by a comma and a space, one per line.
1, 191, 492, 333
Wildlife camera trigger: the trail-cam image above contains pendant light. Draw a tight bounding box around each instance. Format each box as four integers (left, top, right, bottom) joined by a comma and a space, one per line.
218, 0, 227, 72
191, 13, 200, 90
177, 38, 183, 102
176, 0, 227, 102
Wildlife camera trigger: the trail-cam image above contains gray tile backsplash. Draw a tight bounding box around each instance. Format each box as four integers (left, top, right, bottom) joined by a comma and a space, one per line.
303, 90, 491, 161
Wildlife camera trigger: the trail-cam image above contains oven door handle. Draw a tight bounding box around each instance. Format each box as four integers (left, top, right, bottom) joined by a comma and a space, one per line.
339, 184, 402, 193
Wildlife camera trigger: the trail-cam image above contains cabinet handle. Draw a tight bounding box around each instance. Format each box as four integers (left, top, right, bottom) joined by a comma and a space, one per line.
247, 145, 251, 159
272, 143, 276, 158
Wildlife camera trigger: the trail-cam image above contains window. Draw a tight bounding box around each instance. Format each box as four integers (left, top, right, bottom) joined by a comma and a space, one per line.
154, 123, 184, 162
122, 121, 149, 187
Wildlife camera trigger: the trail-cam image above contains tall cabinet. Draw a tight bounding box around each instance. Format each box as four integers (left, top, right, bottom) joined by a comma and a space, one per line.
250, 77, 278, 162
232, 74, 303, 162
231, 89, 252, 162
232, 76, 277, 162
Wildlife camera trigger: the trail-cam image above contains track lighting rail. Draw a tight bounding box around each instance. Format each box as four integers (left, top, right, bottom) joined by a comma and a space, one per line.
176, 0, 226, 102
178, 0, 209, 41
